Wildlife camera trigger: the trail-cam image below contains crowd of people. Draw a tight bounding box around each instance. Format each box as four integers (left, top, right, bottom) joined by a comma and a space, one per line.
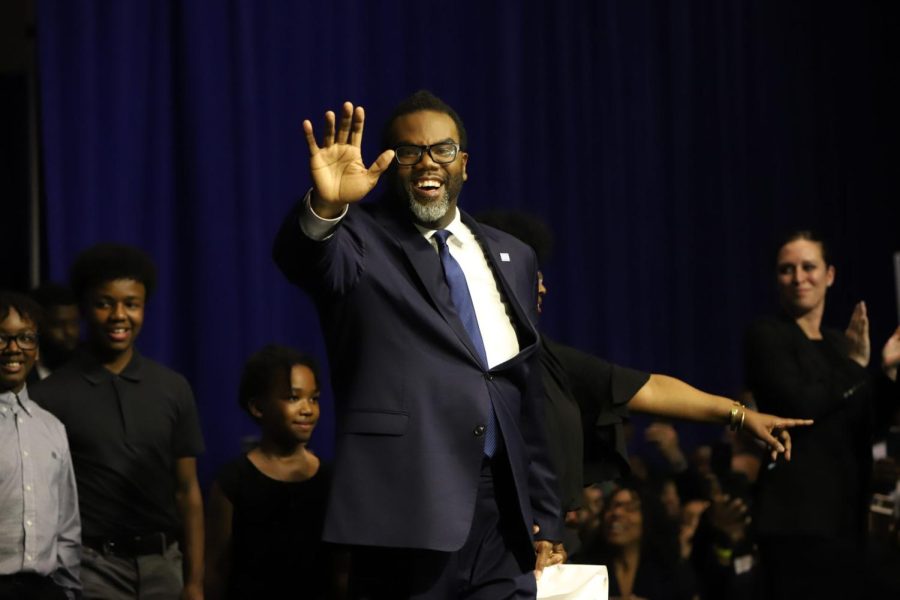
2, 90, 899, 600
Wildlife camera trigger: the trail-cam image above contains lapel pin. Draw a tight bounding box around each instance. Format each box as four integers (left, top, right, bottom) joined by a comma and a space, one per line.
500, 253, 510, 262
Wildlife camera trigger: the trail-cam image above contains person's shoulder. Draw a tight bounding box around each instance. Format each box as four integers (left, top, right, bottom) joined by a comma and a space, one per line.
821, 326, 850, 352
745, 314, 793, 338
472, 218, 533, 251
29, 360, 89, 406
470, 218, 539, 272
27, 398, 68, 435
35, 358, 87, 386
135, 353, 178, 375
314, 458, 334, 481
216, 454, 251, 486
137, 354, 194, 390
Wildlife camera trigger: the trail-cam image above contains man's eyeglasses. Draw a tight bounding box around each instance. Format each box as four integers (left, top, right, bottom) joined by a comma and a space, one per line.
394, 143, 460, 166
0, 332, 39, 351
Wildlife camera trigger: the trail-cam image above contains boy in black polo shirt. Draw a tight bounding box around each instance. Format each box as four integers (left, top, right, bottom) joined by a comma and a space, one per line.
33, 244, 205, 600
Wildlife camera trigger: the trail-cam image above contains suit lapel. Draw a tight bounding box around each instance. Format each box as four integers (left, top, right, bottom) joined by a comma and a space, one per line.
372, 203, 539, 367
373, 206, 487, 365
463, 212, 539, 362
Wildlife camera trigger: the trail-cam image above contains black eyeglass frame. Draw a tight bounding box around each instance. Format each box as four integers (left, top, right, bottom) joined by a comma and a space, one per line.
392, 142, 462, 166
0, 332, 39, 351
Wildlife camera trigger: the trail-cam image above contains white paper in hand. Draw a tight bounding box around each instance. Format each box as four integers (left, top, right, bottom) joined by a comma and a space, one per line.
536, 564, 608, 600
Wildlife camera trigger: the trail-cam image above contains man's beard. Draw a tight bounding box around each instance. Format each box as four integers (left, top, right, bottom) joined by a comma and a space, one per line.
399, 171, 463, 227
406, 188, 451, 225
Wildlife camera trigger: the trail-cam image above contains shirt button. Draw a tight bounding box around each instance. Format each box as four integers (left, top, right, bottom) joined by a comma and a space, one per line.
26, 520, 32, 526
22, 451, 29, 457
25, 485, 31, 491
18, 418, 24, 424
25, 554, 32, 561
473, 425, 486, 437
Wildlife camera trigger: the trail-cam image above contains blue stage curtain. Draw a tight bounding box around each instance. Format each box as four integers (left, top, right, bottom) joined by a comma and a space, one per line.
36, 0, 900, 482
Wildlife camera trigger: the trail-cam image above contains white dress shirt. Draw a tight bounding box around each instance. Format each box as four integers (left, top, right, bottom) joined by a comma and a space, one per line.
418, 211, 519, 368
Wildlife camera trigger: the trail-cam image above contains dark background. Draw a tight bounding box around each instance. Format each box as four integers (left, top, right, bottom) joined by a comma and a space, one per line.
4, 0, 898, 486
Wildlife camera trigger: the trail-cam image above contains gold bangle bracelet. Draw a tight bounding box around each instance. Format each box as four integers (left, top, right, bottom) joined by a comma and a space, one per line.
729, 402, 745, 432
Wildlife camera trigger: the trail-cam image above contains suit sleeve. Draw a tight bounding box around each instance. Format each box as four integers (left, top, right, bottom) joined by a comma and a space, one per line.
272, 199, 366, 296
519, 255, 564, 540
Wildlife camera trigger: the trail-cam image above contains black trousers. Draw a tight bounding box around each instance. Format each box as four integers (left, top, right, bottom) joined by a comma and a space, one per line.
348, 453, 537, 600
0, 573, 68, 600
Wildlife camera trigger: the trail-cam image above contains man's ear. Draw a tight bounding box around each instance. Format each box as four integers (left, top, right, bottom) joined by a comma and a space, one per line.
826, 264, 836, 287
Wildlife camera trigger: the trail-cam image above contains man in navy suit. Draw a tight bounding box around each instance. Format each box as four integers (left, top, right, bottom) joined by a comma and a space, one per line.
273, 91, 564, 598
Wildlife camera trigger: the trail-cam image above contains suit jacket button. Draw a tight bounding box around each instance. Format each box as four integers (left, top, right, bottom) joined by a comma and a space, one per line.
485, 373, 494, 381
473, 425, 486, 437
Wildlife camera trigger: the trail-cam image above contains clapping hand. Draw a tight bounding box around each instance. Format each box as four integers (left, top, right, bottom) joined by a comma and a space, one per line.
882, 326, 900, 381
303, 101, 395, 218
845, 301, 871, 367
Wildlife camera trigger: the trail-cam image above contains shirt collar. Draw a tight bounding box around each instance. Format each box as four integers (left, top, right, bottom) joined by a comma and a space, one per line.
416, 207, 467, 246
0, 385, 33, 417
79, 348, 145, 385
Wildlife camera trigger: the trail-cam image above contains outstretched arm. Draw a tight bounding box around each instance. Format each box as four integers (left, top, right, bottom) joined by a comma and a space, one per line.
628, 374, 812, 460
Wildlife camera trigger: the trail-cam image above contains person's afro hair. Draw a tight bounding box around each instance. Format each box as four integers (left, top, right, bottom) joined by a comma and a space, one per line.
69, 243, 158, 302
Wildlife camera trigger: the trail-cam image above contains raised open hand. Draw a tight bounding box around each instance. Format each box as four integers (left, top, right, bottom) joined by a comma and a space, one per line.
845, 301, 871, 367
303, 102, 395, 217
742, 410, 813, 462
881, 326, 900, 381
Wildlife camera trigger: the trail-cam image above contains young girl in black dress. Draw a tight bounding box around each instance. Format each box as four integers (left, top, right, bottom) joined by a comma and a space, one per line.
205, 345, 335, 599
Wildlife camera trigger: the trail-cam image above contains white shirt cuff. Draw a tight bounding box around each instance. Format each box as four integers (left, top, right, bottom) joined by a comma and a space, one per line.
299, 189, 348, 241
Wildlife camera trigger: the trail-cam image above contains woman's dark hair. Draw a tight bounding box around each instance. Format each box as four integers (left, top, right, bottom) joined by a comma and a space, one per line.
0, 291, 43, 331
381, 89, 468, 151
238, 344, 320, 419
776, 230, 830, 266
69, 243, 158, 302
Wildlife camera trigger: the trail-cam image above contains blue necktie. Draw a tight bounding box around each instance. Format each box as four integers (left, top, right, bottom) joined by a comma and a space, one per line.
433, 229, 498, 456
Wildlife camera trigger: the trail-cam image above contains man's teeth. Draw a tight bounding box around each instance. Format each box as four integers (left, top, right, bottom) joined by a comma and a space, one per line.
416, 180, 441, 189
